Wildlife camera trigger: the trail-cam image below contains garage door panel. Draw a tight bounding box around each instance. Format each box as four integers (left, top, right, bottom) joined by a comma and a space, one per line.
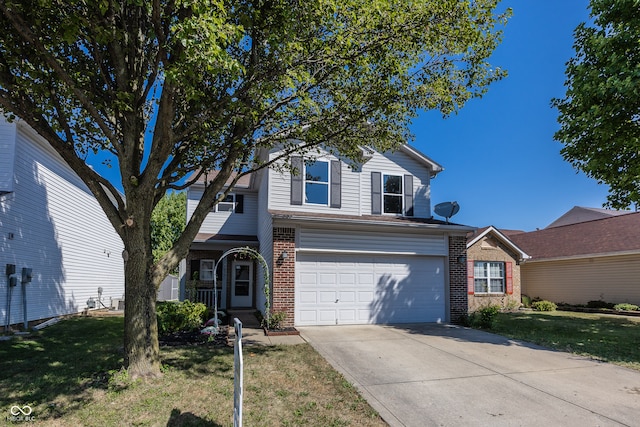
296, 253, 445, 326
298, 291, 317, 303
338, 291, 356, 303
319, 291, 337, 303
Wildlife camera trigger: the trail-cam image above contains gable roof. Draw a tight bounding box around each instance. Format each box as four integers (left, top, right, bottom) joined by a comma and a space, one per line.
399, 145, 444, 177
467, 226, 530, 261
546, 206, 630, 228
510, 211, 640, 261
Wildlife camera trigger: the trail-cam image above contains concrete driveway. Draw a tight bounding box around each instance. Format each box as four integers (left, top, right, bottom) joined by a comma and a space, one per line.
298, 324, 640, 427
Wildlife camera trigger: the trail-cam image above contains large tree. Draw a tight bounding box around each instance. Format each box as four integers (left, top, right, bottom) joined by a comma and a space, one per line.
553, 0, 640, 209
0, 0, 509, 377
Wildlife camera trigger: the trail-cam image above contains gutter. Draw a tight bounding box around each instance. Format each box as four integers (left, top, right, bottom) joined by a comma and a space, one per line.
271, 212, 475, 233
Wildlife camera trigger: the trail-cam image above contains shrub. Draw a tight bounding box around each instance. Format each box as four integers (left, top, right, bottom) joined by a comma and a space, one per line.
587, 300, 615, 309
157, 300, 207, 335
469, 305, 501, 329
521, 294, 532, 308
531, 300, 557, 312
259, 310, 288, 329
614, 303, 640, 312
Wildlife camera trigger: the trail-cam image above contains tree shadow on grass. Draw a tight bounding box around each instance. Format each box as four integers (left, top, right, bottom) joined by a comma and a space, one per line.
166, 408, 222, 427
0, 316, 124, 418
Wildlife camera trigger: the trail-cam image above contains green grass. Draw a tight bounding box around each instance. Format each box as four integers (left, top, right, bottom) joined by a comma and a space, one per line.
489, 310, 640, 371
0, 316, 385, 426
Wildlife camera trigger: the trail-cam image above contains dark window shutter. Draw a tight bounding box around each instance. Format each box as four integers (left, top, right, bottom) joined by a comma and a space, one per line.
330, 160, 341, 208
404, 175, 414, 216
467, 260, 475, 295
190, 259, 200, 281
235, 194, 244, 213
371, 172, 381, 215
505, 262, 513, 295
291, 156, 303, 205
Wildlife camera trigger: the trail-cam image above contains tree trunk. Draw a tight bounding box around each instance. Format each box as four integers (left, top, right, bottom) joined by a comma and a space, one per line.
123, 235, 162, 379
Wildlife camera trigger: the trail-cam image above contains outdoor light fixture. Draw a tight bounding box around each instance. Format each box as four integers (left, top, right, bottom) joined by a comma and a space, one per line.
280, 250, 288, 260
457, 255, 467, 265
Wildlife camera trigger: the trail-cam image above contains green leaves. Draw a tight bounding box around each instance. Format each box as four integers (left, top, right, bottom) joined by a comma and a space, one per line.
553, 0, 640, 209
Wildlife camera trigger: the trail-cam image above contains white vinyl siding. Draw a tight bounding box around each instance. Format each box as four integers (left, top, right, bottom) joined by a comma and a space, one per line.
0, 123, 124, 325
521, 254, 640, 306
0, 118, 17, 193
255, 168, 272, 314
268, 148, 432, 218
298, 228, 447, 256
188, 188, 258, 236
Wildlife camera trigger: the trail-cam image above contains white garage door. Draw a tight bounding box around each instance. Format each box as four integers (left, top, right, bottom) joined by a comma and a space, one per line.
295, 253, 445, 326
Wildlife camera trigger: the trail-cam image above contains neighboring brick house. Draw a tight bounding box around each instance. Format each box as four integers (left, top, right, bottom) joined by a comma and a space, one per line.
181, 144, 473, 327
466, 226, 530, 312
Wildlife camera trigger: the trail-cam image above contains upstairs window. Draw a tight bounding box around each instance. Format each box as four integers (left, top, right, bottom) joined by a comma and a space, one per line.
383, 174, 403, 214
304, 160, 329, 205
213, 193, 244, 213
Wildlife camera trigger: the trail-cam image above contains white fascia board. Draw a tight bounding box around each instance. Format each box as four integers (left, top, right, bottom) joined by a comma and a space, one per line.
399, 145, 444, 177
467, 225, 531, 260
525, 249, 640, 264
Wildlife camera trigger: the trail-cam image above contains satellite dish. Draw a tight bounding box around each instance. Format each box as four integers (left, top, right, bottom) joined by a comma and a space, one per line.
434, 201, 460, 224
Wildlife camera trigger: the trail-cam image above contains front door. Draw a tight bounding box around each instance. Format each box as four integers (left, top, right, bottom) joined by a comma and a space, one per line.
231, 261, 253, 307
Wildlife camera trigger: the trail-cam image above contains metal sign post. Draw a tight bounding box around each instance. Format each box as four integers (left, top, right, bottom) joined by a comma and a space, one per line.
233, 318, 243, 427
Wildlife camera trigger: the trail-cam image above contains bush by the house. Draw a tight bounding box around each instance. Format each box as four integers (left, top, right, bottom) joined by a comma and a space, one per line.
521, 294, 532, 308
469, 305, 501, 329
614, 303, 640, 312
587, 300, 615, 309
531, 300, 557, 312
157, 300, 207, 335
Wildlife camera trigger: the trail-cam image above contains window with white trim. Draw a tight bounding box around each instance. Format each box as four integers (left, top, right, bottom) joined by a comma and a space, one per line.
383, 174, 403, 214
215, 193, 235, 212
200, 259, 215, 281
304, 160, 329, 205
474, 261, 505, 294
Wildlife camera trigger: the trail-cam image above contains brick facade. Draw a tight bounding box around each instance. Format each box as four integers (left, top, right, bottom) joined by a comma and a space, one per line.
448, 235, 468, 323
467, 234, 522, 312
272, 227, 296, 327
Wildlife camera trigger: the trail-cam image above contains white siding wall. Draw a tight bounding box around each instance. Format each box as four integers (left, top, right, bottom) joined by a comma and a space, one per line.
0, 122, 124, 326
187, 186, 258, 236
521, 254, 640, 306
0, 118, 17, 193
256, 169, 272, 314
299, 228, 447, 255
267, 147, 433, 218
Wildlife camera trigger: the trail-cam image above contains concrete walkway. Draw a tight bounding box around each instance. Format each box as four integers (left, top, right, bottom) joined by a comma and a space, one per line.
298, 324, 640, 427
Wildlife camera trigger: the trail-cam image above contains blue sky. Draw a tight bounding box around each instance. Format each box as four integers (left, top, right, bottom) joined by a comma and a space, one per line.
414, 0, 612, 231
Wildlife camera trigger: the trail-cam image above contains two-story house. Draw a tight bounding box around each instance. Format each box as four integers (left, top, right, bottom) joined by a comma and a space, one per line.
0, 116, 124, 329
182, 145, 471, 327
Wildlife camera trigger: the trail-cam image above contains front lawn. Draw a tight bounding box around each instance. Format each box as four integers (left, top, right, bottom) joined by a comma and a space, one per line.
489, 310, 640, 371
0, 316, 385, 426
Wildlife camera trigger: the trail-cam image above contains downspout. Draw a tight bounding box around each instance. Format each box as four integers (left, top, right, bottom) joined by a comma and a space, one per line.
4, 264, 16, 332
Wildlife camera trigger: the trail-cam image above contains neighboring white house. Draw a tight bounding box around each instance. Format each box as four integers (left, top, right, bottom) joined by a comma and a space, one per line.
182, 144, 472, 327
0, 117, 124, 329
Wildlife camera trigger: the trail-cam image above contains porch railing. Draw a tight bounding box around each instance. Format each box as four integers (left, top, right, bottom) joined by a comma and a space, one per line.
185, 288, 221, 309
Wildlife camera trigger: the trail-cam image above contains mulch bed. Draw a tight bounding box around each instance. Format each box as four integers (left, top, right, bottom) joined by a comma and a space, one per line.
159, 325, 230, 347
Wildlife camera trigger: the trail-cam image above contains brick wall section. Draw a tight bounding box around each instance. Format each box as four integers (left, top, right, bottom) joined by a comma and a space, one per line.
272, 227, 296, 327
467, 235, 522, 312
448, 235, 468, 323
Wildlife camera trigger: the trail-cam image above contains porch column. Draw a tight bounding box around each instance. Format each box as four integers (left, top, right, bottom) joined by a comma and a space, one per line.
272, 227, 296, 327
448, 234, 468, 323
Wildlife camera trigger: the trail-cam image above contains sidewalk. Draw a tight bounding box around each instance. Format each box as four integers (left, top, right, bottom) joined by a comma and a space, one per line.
228, 326, 307, 346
